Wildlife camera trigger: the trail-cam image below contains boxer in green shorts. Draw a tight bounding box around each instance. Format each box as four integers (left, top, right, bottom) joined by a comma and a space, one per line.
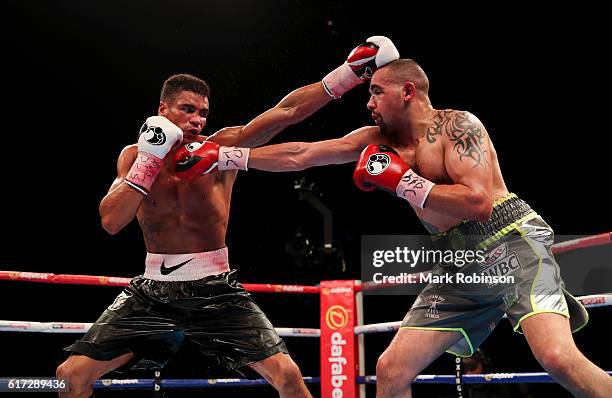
219, 58, 612, 397
402, 194, 588, 357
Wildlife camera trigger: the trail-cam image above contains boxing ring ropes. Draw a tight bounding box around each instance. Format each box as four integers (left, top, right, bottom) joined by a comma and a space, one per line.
1, 232, 611, 396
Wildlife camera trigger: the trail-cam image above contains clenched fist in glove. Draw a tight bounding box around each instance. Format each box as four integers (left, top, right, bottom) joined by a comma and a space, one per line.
353, 144, 435, 209
173, 141, 250, 181
322, 36, 400, 99
125, 116, 183, 195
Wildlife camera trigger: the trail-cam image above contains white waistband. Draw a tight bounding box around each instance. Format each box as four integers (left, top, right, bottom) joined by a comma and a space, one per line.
143, 247, 230, 281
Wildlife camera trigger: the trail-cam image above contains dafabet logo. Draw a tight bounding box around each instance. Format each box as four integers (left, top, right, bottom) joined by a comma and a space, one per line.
325, 305, 349, 330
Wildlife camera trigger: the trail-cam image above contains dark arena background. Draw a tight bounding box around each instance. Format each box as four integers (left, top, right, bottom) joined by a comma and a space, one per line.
2, 1, 610, 397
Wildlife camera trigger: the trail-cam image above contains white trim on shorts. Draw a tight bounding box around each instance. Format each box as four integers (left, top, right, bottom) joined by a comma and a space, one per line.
143, 248, 230, 281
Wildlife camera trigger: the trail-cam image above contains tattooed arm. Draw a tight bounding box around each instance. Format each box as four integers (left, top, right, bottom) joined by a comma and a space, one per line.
425, 111, 493, 222
206, 82, 331, 148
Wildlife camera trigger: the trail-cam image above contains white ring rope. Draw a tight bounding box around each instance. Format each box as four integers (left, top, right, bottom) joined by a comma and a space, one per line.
354, 293, 612, 335
0, 321, 320, 337
3, 293, 608, 337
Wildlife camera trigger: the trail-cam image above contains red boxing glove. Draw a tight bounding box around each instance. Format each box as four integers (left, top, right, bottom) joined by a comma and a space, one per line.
173, 142, 251, 181
173, 141, 221, 181
353, 144, 436, 208
353, 145, 409, 192
323, 36, 400, 99
347, 36, 401, 79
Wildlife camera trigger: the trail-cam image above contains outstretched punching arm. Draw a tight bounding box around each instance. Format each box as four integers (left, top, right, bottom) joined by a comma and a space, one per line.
173, 126, 380, 180
207, 36, 399, 148
247, 126, 380, 171
207, 82, 331, 148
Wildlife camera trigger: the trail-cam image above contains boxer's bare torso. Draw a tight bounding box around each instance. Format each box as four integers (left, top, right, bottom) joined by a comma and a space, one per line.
348, 109, 509, 233
118, 143, 236, 253
102, 81, 332, 255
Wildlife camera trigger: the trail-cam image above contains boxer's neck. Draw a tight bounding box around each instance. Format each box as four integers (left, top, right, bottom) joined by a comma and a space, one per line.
393, 98, 434, 145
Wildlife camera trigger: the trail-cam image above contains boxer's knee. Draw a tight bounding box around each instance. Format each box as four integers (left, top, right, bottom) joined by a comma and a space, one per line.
56, 360, 95, 397
533, 345, 577, 378
376, 350, 416, 388
252, 353, 306, 394
275, 358, 304, 392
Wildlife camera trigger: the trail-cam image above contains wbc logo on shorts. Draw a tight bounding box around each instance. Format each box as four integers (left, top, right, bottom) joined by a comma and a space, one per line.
140, 122, 166, 146
366, 153, 391, 175
480, 243, 521, 288
482, 243, 508, 266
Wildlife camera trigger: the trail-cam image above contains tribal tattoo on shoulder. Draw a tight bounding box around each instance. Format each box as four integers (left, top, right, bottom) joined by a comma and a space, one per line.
426, 110, 489, 168
425, 110, 450, 143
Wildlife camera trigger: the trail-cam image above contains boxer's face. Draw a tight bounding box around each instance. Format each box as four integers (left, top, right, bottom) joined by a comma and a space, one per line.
367, 69, 404, 134
159, 90, 209, 144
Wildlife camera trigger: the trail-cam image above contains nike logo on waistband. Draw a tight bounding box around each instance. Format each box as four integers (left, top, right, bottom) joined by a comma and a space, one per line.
160, 258, 195, 275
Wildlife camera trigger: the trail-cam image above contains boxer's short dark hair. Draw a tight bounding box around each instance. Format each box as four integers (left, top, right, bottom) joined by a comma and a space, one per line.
161, 74, 210, 103
384, 59, 429, 94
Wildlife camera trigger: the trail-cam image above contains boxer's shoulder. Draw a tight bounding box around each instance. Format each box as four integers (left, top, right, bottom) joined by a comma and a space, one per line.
341, 125, 387, 154
116, 144, 139, 171
345, 125, 382, 142
433, 108, 481, 124
120, 144, 139, 157
426, 109, 486, 144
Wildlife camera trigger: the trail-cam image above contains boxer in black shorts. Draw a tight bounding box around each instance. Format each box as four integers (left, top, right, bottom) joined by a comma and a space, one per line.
56, 36, 400, 398
65, 268, 287, 372
200, 59, 612, 397
57, 76, 319, 398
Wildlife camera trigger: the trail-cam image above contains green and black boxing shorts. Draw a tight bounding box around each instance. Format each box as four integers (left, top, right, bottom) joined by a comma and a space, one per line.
401, 193, 588, 357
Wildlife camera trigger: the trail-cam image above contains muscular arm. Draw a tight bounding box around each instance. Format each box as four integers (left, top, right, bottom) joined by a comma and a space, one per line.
247, 126, 379, 171
425, 112, 494, 222
99, 145, 144, 234
207, 82, 332, 148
